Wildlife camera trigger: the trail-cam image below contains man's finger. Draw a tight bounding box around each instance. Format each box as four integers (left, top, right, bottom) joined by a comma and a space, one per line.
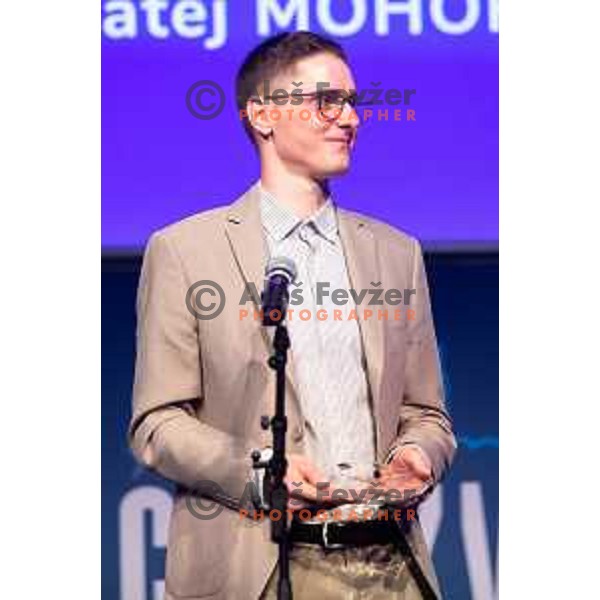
287, 480, 320, 501
287, 496, 310, 511
296, 458, 327, 486
396, 447, 432, 480
378, 476, 428, 494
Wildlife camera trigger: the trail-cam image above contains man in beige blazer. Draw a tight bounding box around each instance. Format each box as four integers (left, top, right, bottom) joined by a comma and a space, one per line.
130, 31, 456, 599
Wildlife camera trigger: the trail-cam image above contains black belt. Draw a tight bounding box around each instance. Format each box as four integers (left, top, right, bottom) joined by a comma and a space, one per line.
290, 518, 395, 549
289, 514, 440, 600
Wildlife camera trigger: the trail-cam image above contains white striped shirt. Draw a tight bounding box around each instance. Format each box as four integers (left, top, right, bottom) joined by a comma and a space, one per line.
259, 184, 377, 482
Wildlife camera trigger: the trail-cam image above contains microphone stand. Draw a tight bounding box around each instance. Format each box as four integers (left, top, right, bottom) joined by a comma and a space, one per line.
252, 321, 293, 600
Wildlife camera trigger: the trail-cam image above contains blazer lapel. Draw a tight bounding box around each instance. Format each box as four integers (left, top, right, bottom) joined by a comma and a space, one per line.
337, 209, 384, 456
223, 182, 302, 417
223, 182, 265, 305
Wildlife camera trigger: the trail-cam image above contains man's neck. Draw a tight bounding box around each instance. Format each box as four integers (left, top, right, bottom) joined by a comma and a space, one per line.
260, 168, 330, 220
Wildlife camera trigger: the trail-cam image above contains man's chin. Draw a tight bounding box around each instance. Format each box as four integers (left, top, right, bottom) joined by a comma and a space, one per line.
317, 160, 352, 178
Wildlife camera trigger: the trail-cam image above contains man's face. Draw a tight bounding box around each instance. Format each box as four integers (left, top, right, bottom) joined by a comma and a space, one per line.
259, 53, 360, 180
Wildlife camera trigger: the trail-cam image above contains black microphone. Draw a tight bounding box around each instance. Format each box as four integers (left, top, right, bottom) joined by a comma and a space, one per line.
261, 256, 297, 326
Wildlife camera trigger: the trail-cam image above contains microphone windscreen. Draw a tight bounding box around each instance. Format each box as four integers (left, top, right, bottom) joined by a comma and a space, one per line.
265, 256, 297, 283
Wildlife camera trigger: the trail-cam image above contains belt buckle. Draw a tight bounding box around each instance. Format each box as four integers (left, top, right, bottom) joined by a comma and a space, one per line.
321, 521, 345, 550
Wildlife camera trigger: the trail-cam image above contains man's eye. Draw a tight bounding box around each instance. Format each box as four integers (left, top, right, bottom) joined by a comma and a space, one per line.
321, 93, 344, 106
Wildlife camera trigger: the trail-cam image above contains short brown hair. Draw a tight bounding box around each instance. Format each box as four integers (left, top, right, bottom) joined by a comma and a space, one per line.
235, 31, 348, 144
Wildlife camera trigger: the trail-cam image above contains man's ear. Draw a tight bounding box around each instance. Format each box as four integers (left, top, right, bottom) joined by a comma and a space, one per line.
246, 98, 274, 141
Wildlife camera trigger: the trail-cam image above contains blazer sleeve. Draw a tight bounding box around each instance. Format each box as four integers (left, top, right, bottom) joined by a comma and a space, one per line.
388, 239, 457, 483
128, 231, 252, 503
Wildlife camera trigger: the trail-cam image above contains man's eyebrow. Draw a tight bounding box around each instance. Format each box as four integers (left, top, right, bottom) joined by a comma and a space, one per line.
312, 87, 358, 95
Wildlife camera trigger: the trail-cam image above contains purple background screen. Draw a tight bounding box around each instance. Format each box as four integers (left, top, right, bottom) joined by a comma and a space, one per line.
102, 1, 498, 250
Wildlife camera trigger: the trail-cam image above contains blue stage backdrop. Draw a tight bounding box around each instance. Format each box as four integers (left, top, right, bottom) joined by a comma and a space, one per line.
102, 252, 498, 600
102, 0, 498, 249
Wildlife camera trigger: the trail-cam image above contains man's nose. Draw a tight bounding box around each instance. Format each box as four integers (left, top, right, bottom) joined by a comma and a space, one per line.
337, 100, 360, 129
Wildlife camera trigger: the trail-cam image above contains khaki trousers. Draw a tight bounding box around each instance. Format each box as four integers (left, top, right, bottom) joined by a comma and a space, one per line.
260, 542, 424, 600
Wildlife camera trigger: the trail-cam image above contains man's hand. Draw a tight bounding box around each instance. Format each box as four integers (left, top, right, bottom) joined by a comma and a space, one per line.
374, 445, 433, 499
390, 445, 432, 479
284, 454, 328, 510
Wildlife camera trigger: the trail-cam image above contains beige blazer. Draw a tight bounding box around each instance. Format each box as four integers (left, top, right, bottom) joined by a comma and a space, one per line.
129, 181, 456, 599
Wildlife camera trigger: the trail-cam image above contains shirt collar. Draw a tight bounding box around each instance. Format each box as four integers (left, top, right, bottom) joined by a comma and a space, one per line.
259, 183, 338, 244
